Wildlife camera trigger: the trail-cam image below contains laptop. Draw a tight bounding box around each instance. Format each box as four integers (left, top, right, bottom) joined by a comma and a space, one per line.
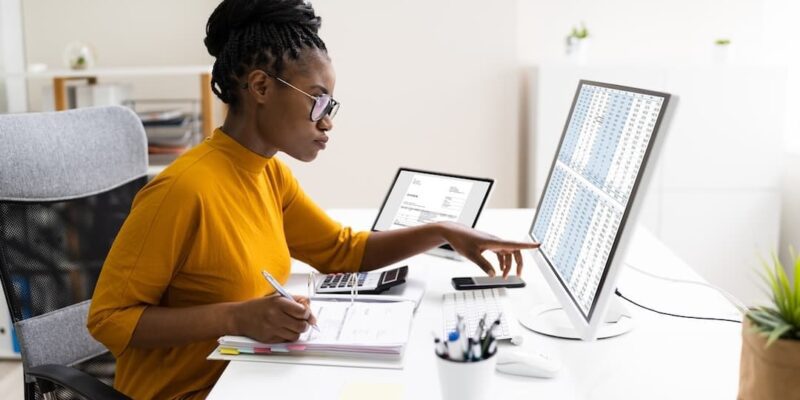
371, 168, 494, 259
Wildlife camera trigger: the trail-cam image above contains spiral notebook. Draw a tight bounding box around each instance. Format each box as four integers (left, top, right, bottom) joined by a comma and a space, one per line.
208, 299, 415, 369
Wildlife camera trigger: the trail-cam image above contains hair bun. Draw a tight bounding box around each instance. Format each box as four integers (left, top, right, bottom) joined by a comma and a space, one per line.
205, 0, 321, 58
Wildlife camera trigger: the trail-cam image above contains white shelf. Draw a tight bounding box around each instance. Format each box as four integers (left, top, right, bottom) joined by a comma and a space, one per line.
0, 65, 212, 79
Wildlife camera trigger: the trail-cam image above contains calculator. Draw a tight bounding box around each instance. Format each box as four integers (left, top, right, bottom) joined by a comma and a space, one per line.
315, 265, 409, 294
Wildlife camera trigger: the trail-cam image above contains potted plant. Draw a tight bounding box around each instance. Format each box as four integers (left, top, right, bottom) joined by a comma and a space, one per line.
63, 41, 96, 70
739, 250, 800, 399
712, 38, 732, 64
565, 22, 590, 64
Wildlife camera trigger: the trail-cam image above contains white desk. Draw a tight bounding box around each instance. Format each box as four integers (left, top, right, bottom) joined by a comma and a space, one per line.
208, 209, 742, 400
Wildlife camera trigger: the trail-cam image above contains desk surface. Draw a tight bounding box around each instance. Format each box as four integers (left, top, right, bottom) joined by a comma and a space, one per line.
209, 209, 742, 400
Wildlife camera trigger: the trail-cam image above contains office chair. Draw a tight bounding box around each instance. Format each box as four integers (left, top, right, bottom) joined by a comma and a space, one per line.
0, 106, 149, 400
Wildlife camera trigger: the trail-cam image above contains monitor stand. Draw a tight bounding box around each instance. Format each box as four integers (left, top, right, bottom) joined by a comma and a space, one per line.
518, 297, 634, 340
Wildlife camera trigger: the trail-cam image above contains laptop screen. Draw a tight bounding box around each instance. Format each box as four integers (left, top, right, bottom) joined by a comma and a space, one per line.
372, 168, 493, 250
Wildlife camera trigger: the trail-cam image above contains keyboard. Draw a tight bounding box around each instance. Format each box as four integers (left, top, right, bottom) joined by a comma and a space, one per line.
442, 289, 514, 340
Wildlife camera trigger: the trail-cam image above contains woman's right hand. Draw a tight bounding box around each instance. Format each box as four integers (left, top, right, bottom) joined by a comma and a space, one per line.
231, 294, 316, 343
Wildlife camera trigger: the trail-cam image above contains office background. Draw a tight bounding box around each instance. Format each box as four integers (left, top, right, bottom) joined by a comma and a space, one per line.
0, 0, 798, 315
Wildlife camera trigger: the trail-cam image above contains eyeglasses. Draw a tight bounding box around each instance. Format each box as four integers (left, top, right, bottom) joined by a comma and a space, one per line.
244, 71, 340, 122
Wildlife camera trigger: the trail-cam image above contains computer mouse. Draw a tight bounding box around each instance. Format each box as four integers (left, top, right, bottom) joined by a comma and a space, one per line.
495, 349, 562, 378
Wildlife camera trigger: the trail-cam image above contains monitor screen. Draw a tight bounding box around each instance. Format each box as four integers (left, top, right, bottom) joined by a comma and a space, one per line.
372, 169, 493, 244
530, 81, 670, 321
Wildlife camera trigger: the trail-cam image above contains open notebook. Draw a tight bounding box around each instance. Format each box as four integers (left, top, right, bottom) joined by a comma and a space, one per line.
209, 299, 415, 368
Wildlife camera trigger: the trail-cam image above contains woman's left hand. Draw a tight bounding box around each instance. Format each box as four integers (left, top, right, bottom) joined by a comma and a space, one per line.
440, 222, 540, 278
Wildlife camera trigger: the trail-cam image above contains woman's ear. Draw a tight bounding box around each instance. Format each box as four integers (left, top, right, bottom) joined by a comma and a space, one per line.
245, 69, 271, 104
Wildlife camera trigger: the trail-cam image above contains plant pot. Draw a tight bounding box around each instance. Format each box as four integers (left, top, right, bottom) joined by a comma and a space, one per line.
566, 38, 590, 65
711, 44, 734, 65
738, 318, 800, 400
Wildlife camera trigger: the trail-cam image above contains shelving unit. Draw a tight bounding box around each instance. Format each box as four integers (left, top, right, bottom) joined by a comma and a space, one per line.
1, 66, 217, 176
126, 98, 203, 176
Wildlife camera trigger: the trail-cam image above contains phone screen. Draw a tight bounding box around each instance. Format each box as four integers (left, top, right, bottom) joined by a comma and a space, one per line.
452, 275, 525, 290
471, 276, 524, 286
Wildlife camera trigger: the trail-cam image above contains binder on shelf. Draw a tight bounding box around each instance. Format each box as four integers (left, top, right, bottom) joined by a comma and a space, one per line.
129, 102, 203, 166
137, 109, 185, 125
145, 117, 196, 148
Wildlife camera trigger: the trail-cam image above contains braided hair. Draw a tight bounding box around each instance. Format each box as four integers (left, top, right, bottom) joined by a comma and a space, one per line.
204, 0, 328, 109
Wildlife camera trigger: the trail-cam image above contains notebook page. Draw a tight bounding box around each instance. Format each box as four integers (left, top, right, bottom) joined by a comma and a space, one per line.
300, 300, 414, 345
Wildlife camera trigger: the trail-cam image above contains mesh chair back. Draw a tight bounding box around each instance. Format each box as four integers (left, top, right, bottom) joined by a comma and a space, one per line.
0, 106, 148, 399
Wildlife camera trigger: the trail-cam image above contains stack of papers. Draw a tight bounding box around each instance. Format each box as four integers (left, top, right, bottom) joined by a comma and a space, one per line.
216, 300, 415, 357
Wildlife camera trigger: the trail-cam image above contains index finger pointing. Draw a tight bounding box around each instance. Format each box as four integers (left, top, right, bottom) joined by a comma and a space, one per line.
486, 240, 540, 251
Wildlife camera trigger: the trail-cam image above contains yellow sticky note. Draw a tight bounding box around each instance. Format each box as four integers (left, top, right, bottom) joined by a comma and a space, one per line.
339, 383, 404, 400
219, 347, 240, 355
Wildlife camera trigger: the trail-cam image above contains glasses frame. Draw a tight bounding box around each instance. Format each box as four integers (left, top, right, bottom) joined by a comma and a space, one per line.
243, 70, 339, 122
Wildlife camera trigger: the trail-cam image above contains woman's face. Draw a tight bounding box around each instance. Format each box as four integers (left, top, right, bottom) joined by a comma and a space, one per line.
253, 49, 336, 162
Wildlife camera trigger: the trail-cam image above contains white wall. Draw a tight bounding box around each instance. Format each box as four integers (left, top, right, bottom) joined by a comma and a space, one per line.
284, 0, 520, 208
516, 0, 771, 66
20, 0, 521, 208
21, 0, 220, 114
0, 0, 26, 113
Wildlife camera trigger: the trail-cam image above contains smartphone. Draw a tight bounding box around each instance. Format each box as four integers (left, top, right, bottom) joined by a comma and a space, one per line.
451, 275, 526, 290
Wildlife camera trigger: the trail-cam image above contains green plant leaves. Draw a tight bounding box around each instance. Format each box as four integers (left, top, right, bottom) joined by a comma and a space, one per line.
568, 22, 589, 39
749, 249, 800, 346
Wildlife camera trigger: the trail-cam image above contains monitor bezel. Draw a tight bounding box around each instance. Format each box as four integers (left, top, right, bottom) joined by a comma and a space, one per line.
371, 167, 494, 251
528, 80, 672, 327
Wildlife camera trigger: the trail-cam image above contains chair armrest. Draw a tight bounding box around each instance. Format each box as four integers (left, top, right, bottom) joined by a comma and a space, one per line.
26, 364, 131, 400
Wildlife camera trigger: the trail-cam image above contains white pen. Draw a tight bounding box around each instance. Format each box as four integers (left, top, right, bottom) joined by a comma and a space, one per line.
261, 270, 320, 332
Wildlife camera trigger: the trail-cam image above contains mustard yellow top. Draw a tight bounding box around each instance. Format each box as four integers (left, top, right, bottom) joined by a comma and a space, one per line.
87, 129, 369, 399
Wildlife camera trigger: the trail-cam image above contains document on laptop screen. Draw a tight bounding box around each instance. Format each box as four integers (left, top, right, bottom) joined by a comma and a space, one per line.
372, 169, 493, 233
389, 174, 473, 229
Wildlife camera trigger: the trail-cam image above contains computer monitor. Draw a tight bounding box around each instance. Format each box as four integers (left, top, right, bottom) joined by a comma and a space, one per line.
524, 80, 673, 341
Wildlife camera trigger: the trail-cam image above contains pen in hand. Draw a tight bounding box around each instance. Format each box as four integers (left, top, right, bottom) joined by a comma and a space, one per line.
261, 270, 320, 332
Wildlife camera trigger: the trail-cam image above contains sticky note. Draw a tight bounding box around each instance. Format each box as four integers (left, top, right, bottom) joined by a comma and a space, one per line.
219, 347, 239, 355
339, 383, 404, 400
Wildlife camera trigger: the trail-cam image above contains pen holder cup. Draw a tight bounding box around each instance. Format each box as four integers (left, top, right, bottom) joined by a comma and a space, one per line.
435, 350, 497, 400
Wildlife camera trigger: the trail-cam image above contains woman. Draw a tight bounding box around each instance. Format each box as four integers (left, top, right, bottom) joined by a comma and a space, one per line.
88, 0, 538, 398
